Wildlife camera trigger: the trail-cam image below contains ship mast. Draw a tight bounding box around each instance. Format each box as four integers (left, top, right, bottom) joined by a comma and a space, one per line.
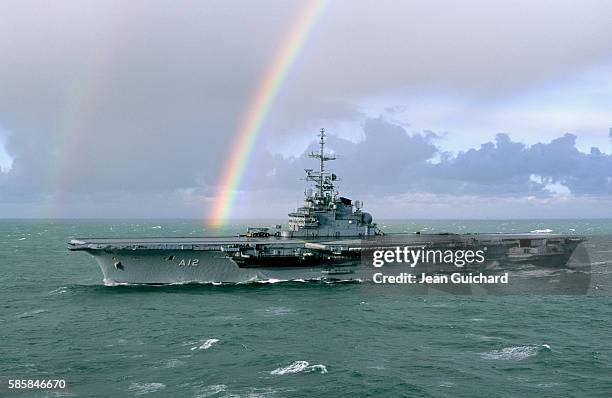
306, 128, 336, 199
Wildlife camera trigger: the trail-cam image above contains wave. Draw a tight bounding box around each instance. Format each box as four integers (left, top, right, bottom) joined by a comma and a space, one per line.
530, 229, 553, 233
195, 385, 279, 398
513, 269, 557, 278
264, 306, 293, 316
49, 286, 68, 295
324, 278, 362, 284
481, 344, 551, 360
465, 333, 504, 342
190, 338, 219, 351
160, 358, 185, 368
103, 279, 133, 287
256, 278, 286, 284
102, 278, 362, 288
196, 384, 227, 397
105, 337, 130, 347
128, 382, 166, 395
536, 382, 561, 388
590, 261, 612, 266
270, 360, 328, 375
15, 309, 48, 319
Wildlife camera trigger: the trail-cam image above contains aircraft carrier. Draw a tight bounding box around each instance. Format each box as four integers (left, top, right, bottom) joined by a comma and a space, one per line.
69, 129, 586, 285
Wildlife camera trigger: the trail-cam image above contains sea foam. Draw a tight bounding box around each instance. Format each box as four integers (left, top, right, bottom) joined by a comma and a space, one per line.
481, 344, 550, 360
191, 338, 219, 351
270, 361, 328, 375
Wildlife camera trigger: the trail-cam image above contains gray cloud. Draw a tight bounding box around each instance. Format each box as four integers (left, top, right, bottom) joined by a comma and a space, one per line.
2, 1, 612, 217
252, 117, 612, 198
432, 133, 612, 195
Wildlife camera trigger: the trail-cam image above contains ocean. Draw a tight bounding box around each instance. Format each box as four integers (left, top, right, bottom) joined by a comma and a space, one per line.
2, 219, 612, 397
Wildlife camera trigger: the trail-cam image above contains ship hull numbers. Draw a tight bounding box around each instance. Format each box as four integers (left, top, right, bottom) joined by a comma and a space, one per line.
177, 258, 199, 267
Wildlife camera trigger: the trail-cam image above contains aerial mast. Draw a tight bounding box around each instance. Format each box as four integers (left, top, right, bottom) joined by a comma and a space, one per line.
307, 128, 336, 198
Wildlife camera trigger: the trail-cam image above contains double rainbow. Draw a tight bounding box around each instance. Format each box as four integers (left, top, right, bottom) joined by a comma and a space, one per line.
207, 0, 327, 227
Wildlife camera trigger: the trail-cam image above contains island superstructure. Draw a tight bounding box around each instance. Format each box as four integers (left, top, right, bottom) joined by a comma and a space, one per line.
69, 129, 586, 285
283, 129, 378, 238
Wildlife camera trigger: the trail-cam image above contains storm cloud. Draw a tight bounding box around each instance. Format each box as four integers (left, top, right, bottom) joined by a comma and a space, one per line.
1, 1, 612, 218
252, 117, 612, 196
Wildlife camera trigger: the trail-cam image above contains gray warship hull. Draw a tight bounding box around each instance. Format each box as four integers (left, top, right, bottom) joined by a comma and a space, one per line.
69, 233, 586, 285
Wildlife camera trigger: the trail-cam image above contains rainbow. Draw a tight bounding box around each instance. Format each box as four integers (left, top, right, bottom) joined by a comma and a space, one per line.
207, 0, 327, 227
50, 26, 121, 218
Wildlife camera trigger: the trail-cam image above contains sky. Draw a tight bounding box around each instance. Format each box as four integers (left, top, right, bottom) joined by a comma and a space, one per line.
1, 0, 612, 220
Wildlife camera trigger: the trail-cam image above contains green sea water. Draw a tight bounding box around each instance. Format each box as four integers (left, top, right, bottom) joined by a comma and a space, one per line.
2, 219, 612, 397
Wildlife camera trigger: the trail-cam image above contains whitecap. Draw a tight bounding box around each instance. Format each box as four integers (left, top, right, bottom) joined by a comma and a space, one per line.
481, 344, 549, 360
190, 338, 219, 351
270, 361, 309, 375
309, 364, 328, 374
49, 286, 68, 295
530, 229, 553, 233
195, 384, 227, 397
18, 237, 27, 240
151, 226, 162, 229
128, 382, 166, 395
257, 278, 286, 284
270, 361, 327, 375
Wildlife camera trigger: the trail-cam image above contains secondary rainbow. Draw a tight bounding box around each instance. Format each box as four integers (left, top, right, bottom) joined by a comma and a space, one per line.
207, 0, 327, 227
